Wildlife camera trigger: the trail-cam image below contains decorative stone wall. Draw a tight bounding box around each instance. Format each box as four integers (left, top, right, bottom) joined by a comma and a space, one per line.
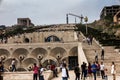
7, 31, 75, 43
0, 42, 78, 72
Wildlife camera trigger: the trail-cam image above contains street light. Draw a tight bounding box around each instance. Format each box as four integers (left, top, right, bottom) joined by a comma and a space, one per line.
84, 16, 88, 35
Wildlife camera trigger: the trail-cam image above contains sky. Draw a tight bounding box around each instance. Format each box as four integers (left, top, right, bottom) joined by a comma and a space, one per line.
0, 0, 120, 26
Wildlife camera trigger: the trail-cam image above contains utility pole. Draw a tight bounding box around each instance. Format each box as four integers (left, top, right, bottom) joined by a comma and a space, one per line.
66, 14, 69, 24
84, 16, 88, 35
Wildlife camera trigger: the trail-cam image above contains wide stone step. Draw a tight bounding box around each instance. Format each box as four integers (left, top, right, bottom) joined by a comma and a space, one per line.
1, 70, 53, 80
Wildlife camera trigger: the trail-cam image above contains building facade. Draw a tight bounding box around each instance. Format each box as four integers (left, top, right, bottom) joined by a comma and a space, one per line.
100, 5, 120, 19
17, 18, 34, 27
114, 10, 120, 25
0, 24, 87, 72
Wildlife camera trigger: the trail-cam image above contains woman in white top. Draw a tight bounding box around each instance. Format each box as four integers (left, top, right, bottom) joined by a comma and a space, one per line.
100, 62, 105, 79
111, 62, 116, 80
62, 63, 69, 80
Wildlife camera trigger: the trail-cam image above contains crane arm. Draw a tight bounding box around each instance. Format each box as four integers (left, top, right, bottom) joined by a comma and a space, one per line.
67, 13, 83, 18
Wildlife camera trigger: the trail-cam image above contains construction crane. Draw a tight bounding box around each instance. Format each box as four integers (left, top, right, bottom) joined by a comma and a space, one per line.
66, 13, 84, 24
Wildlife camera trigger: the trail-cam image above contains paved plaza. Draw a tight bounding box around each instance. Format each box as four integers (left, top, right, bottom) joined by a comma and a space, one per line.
52, 70, 120, 80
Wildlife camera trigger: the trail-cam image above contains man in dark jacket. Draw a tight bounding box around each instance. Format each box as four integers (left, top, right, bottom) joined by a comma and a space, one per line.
74, 64, 80, 80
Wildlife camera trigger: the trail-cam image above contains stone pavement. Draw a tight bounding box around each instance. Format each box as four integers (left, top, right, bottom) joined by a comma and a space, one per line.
52, 70, 120, 80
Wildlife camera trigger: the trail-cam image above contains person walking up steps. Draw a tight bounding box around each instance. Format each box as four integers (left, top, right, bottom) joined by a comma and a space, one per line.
95, 50, 98, 62
101, 47, 104, 60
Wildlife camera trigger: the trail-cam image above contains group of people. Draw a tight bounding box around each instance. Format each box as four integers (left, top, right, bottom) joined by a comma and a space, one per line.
33, 63, 44, 80
82, 35, 93, 45
95, 47, 105, 63
73, 61, 116, 80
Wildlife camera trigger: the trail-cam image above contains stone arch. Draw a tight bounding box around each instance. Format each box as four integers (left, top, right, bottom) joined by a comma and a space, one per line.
13, 48, 29, 59
50, 47, 67, 59
45, 35, 60, 42
24, 38, 30, 43
22, 58, 37, 69
0, 49, 10, 59
30, 48, 47, 58
41, 56, 57, 67
43, 60, 56, 68
69, 46, 78, 56
61, 56, 68, 64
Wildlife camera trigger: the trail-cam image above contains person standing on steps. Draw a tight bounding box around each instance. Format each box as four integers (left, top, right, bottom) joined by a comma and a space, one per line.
101, 47, 104, 60
111, 62, 116, 80
100, 62, 105, 79
95, 50, 98, 62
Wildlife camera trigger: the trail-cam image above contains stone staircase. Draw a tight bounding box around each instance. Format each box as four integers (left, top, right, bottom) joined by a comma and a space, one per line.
79, 33, 120, 75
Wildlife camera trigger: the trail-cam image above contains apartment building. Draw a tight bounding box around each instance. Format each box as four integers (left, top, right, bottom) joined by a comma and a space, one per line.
100, 5, 120, 19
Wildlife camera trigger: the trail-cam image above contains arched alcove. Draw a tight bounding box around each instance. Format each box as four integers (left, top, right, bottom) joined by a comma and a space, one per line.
50, 47, 66, 58
69, 46, 78, 56
0, 49, 10, 59
13, 48, 29, 59
42, 56, 57, 68
45, 35, 60, 42
24, 38, 29, 43
68, 46, 78, 70
30, 48, 47, 58
22, 58, 37, 68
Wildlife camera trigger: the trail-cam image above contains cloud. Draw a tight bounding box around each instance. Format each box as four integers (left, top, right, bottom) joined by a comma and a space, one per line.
0, 0, 119, 26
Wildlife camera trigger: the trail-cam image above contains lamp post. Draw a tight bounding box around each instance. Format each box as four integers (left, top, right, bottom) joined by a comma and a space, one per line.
84, 16, 88, 35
